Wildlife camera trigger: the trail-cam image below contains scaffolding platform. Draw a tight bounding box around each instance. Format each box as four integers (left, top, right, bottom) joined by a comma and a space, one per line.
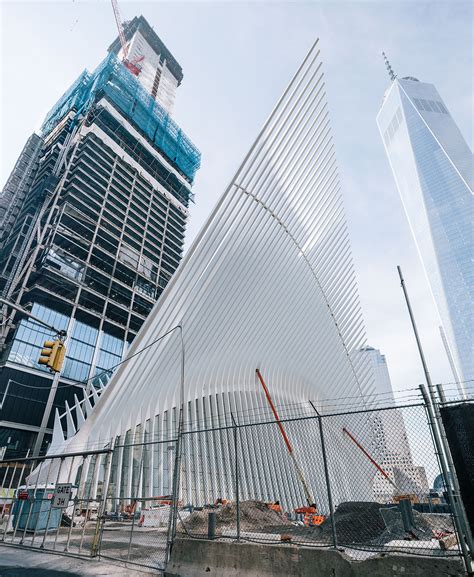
40, 53, 201, 184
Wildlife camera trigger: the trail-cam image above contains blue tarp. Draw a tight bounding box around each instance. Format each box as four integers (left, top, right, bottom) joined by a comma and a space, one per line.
40, 54, 201, 184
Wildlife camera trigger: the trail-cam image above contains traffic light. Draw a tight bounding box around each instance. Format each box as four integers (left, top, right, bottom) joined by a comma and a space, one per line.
38, 339, 66, 373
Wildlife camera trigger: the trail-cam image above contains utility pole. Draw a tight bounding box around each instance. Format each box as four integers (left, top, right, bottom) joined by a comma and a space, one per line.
397, 267, 473, 573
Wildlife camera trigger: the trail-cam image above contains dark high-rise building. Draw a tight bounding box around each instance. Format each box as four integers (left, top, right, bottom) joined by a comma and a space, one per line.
0, 16, 200, 457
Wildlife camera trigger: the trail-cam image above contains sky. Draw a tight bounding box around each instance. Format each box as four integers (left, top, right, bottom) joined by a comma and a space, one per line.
0, 0, 472, 403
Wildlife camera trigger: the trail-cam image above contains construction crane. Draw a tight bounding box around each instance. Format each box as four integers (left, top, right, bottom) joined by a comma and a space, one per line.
342, 427, 401, 493
256, 369, 325, 525
110, 0, 144, 76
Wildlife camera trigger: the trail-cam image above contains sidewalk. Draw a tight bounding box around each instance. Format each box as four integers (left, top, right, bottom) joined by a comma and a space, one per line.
0, 544, 161, 576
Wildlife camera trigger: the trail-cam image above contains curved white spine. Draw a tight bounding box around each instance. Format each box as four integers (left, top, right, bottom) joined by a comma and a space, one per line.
34, 41, 376, 508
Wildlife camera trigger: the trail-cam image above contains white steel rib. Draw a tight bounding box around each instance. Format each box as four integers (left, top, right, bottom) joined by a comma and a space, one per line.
38, 41, 376, 508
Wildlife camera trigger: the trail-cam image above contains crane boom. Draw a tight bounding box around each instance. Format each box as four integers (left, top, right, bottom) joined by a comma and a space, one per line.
256, 369, 316, 508
342, 427, 400, 491
111, 0, 128, 58
109, 0, 144, 76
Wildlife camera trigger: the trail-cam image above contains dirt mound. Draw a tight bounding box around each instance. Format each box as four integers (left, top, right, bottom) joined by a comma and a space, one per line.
179, 500, 292, 535
317, 501, 387, 544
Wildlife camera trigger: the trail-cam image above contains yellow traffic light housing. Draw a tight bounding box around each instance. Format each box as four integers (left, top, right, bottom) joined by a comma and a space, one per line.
38, 338, 66, 373
38, 341, 55, 367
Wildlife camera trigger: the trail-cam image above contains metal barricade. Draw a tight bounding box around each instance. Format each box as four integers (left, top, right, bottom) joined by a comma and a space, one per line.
0, 448, 112, 558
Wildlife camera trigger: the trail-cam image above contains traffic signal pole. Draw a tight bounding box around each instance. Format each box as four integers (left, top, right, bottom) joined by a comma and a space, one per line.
32, 370, 61, 457
0, 298, 68, 458
0, 298, 62, 335
32, 317, 72, 458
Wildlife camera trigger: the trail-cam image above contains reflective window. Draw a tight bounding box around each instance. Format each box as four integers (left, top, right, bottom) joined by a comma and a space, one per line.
92, 331, 124, 386
7, 304, 68, 369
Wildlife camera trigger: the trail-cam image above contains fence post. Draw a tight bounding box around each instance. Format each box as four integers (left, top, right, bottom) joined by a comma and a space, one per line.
231, 413, 240, 541
166, 325, 185, 567
433, 383, 473, 554
1, 462, 18, 542
309, 401, 337, 548
91, 443, 115, 558
419, 384, 472, 574
166, 407, 184, 565
9, 459, 31, 543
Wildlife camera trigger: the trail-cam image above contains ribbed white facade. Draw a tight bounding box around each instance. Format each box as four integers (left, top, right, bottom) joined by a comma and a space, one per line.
39, 42, 376, 510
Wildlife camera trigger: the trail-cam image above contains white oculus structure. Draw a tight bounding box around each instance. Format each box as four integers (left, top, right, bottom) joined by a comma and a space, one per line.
32, 42, 377, 510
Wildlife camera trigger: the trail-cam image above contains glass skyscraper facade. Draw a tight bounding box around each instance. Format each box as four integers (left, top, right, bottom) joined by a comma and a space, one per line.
377, 76, 473, 389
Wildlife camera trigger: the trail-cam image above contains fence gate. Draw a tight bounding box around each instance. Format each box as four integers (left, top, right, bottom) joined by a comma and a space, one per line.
97, 437, 178, 571
0, 448, 113, 558
1, 442, 177, 572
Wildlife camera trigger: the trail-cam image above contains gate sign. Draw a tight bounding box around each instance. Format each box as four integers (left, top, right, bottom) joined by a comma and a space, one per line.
52, 483, 73, 508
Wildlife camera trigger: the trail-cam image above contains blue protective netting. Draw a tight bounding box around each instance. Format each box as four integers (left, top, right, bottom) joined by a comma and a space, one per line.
40, 53, 201, 184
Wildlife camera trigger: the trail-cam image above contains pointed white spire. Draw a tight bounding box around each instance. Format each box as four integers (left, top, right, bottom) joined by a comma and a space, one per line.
74, 394, 86, 427
64, 401, 76, 439
51, 409, 65, 447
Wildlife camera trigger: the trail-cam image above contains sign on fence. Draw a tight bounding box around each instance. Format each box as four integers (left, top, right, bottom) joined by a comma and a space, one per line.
52, 483, 72, 508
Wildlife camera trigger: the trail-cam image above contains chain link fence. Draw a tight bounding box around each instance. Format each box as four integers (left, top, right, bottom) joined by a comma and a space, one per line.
176, 402, 463, 560
1, 398, 471, 571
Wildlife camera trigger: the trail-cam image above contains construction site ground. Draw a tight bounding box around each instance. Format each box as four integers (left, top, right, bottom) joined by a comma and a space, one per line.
179, 500, 458, 556
0, 521, 169, 573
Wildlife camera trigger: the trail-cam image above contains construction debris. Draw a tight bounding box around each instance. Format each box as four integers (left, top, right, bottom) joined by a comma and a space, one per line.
178, 499, 456, 553
439, 532, 458, 551
373, 508, 454, 546
318, 501, 387, 544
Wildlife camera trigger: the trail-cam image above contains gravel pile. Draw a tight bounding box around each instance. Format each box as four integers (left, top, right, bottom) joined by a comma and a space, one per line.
179, 499, 455, 549
178, 500, 292, 535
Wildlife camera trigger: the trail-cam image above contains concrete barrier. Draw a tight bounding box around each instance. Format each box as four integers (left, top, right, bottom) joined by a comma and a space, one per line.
165, 538, 465, 577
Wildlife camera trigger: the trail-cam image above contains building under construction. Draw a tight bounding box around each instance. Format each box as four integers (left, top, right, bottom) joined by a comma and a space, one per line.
0, 15, 200, 457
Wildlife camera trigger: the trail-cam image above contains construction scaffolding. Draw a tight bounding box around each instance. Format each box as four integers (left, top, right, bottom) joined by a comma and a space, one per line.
40, 53, 201, 184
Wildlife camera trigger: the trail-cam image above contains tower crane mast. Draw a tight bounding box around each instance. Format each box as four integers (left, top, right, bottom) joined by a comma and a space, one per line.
110, 0, 144, 76
111, 0, 128, 59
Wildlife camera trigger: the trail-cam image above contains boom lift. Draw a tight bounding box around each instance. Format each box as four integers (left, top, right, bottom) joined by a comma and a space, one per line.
256, 369, 325, 525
